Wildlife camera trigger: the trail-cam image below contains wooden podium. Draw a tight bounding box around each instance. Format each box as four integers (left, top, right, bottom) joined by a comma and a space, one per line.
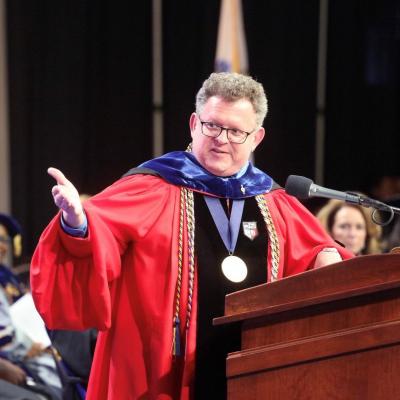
214, 254, 400, 399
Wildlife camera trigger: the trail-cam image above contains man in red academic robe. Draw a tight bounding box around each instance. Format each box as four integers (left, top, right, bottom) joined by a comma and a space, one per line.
31, 72, 353, 399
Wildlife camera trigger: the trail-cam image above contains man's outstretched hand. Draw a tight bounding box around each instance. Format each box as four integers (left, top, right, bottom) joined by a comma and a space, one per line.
48, 167, 85, 228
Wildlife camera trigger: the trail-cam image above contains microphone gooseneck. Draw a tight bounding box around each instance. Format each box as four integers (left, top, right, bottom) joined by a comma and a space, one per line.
284, 175, 400, 226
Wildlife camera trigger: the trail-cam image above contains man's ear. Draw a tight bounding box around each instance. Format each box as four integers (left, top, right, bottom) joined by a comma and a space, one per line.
252, 127, 265, 151
189, 113, 197, 136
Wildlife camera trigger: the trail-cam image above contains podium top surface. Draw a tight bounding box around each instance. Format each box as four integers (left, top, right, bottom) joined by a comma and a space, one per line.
214, 254, 400, 326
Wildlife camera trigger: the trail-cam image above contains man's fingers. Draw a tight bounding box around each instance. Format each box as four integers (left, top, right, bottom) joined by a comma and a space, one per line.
48, 167, 69, 185
53, 193, 70, 209
51, 185, 60, 197
53, 188, 76, 210
48, 167, 83, 223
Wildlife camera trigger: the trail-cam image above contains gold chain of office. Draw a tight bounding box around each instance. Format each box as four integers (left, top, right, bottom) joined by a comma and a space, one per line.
172, 188, 280, 355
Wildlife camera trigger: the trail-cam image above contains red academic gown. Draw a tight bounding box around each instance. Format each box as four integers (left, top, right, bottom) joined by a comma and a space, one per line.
30, 174, 352, 399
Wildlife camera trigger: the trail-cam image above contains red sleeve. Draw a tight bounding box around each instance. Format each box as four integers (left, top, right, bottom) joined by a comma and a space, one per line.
30, 175, 177, 330
266, 189, 354, 278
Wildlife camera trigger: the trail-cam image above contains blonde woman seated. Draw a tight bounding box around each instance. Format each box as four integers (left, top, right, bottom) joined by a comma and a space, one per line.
317, 199, 382, 255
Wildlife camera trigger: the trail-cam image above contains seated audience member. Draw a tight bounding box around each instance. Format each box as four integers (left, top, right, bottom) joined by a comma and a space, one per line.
0, 356, 54, 399
317, 199, 382, 255
0, 356, 45, 399
0, 214, 25, 303
1, 212, 94, 398
0, 282, 63, 399
0, 213, 63, 399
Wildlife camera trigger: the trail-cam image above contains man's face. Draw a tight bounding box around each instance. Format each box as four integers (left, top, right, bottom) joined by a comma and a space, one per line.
190, 96, 265, 177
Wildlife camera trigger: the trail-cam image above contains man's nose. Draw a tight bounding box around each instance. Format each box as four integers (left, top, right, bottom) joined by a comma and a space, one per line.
215, 128, 229, 144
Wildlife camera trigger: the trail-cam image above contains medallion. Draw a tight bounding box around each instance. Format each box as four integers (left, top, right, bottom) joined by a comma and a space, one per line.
221, 255, 248, 283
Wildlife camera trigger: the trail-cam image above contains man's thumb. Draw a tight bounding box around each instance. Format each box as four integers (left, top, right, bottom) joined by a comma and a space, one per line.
47, 167, 69, 185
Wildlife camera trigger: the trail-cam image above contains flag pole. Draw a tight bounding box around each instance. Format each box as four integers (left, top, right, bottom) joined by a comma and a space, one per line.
315, 0, 329, 185
215, 0, 252, 162
152, 0, 163, 157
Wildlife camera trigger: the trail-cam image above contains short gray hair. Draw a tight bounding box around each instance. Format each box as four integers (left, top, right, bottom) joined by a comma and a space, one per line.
195, 72, 268, 127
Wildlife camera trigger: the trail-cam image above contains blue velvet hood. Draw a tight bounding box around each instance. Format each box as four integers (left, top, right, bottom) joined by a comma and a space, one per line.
137, 151, 273, 199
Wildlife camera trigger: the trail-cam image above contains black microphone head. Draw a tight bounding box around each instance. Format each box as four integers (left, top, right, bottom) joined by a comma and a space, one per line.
285, 175, 314, 199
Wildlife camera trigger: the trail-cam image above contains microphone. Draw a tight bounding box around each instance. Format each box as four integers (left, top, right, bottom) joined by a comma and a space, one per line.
284, 175, 388, 211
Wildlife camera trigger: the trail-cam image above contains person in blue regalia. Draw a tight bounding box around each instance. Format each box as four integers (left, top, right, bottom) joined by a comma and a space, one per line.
0, 213, 63, 399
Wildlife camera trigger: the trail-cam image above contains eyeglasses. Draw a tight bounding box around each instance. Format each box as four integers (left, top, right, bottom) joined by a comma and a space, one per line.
198, 116, 255, 144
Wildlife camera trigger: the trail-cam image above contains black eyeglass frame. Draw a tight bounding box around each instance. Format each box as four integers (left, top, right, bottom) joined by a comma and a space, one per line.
197, 115, 256, 144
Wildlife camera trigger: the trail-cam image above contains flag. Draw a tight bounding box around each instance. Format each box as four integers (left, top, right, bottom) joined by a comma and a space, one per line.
215, 0, 248, 74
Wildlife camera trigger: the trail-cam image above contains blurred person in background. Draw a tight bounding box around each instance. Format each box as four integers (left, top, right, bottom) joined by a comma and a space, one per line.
378, 196, 400, 253
317, 199, 382, 256
0, 214, 25, 303
0, 213, 63, 399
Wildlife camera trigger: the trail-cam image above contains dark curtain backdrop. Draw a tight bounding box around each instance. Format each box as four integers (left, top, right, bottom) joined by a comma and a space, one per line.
326, 0, 400, 193
6, 1, 152, 255
6, 0, 400, 256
